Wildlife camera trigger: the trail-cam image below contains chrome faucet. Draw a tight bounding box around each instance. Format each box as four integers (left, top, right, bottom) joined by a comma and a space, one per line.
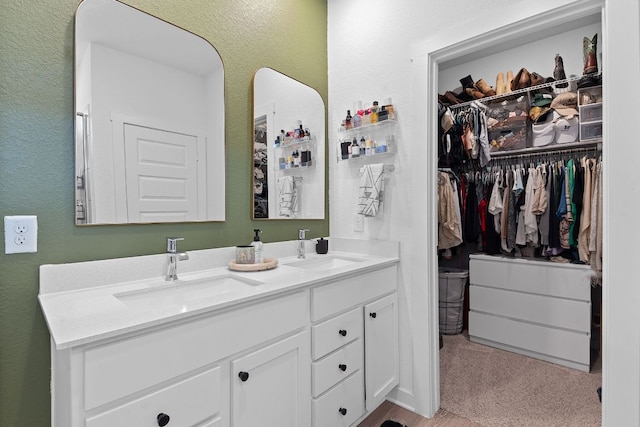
297, 229, 310, 259
166, 237, 189, 281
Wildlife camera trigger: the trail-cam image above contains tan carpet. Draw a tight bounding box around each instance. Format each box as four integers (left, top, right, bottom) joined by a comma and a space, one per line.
439, 333, 601, 427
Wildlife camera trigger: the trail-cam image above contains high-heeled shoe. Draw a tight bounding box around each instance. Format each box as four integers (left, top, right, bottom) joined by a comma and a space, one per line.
511, 68, 531, 91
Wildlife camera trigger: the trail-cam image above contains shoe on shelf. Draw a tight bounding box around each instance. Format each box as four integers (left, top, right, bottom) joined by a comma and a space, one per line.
459, 74, 475, 89
554, 53, 568, 88
583, 34, 598, 75
505, 70, 514, 93
511, 67, 531, 91
475, 79, 496, 96
530, 72, 546, 87
443, 91, 464, 105
465, 87, 485, 99
495, 72, 505, 95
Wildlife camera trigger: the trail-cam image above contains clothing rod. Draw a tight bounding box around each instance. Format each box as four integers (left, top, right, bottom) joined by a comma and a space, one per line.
489, 142, 601, 161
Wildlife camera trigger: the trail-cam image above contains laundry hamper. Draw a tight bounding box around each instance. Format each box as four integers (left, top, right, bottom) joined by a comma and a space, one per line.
438, 267, 469, 335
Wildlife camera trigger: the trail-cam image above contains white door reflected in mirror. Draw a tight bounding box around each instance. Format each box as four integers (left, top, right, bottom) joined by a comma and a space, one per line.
74, 0, 225, 225
252, 68, 326, 220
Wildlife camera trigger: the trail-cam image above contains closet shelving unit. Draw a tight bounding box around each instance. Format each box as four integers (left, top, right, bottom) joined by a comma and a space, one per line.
449, 74, 603, 158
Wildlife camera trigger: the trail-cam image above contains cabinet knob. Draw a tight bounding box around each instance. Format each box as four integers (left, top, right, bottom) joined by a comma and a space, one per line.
338, 329, 347, 337
369, 312, 377, 319
238, 371, 250, 382
157, 413, 170, 426
338, 364, 347, 372
338, 407, 348, 416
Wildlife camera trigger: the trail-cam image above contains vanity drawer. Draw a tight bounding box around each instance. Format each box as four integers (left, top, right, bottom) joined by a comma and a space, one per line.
312, 370, 364, 427
312, 339, 363, 397
84, 291, 307, 410
312, 308, 362, 360
311, 266, 396, 322
86, 367, 221, 427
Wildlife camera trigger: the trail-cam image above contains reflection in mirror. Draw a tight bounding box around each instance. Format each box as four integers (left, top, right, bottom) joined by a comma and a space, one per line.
75, 0, 225, 225
252, 68, 325, 219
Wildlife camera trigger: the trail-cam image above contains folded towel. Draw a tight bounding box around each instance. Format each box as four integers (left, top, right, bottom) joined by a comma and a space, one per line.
357, 164, 385, 217
278, 176, 298, 217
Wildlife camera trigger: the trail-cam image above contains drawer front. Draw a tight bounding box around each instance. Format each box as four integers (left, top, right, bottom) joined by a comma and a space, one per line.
312, 308, 362, 360
84, 291, 307, 410
470, 285, 591, 332
470, 256, 591, 300
469, 311, 591, 366
311, 266, 396, 321
312, 370, 364, 427
86, 367, 221, 427
312, 339, 363, 397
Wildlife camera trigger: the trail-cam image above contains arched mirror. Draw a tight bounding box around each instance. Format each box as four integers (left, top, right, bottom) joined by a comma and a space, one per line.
74, 0, 225, 225
252, 68, 325, 219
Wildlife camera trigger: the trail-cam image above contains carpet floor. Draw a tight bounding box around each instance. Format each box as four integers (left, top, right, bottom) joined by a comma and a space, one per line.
439, 332, 602, 426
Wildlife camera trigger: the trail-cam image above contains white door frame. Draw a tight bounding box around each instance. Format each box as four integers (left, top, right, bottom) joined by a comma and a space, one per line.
411, 0, 624, 421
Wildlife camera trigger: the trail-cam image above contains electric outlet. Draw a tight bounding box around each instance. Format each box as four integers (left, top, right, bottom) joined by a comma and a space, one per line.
354, 214, 364, 232
5, 215, 38, 254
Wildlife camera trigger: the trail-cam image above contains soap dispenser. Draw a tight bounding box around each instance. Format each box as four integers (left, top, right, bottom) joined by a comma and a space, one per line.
251, 229, 264, 264
316, 237, 328, 254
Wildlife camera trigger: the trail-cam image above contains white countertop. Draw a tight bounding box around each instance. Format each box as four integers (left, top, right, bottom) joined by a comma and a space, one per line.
39, 238, 399, 350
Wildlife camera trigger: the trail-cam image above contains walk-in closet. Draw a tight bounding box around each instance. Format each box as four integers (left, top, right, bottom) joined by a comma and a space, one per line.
434, 8, 603, 426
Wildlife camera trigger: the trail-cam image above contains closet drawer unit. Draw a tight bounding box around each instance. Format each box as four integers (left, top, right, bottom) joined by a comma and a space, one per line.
312, 308, 362, 360
311, 266, 396, 322
312, 370, 364, 427
86, 367, 221, 427
469, 255, 591, 301
470, 285, 591, 333
312, 339, 363, 397
469, 311, 591, 370
84, 291, 307, 410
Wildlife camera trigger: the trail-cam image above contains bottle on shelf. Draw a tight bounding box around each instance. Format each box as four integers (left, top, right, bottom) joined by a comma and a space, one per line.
371, 101, 379, 123
345, 110, 352, 130
351, 137, 359, 158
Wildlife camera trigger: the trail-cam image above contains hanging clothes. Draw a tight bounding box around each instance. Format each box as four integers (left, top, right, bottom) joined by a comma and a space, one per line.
437, 171, 463, 250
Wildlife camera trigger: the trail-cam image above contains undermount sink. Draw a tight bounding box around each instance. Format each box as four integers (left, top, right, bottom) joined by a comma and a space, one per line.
284, 254, 365, 270
114, 274, 263, 310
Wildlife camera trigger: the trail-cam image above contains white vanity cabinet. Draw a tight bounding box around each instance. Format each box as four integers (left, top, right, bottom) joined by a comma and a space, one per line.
310, 266, 398, 426
51, 291, 310, 427
41, 243, 400, 427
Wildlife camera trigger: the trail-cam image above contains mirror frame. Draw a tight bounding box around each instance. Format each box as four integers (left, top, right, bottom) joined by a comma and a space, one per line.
251, 67, 326, 220
74, 0, 226, 225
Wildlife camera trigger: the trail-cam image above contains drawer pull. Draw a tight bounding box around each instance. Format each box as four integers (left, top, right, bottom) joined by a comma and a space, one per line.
338, 363, 347, 372
338, 329, 347, 337
369, 312, 377, 319
338, 407, 348, 416
238, 371, 250, 382
157, 413, 170, 426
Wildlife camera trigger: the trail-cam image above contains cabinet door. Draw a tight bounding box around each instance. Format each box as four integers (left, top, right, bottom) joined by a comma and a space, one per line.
231, 331, 310, 427
364, 293, 398, 410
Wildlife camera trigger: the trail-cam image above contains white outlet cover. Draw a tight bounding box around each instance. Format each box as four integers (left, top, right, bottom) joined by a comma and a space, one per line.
4, 215, 38, 254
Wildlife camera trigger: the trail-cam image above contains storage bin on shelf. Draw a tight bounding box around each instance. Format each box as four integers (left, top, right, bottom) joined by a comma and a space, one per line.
578, 85, 602, 142
438, 267, 469, 335
485, 93, 531, 152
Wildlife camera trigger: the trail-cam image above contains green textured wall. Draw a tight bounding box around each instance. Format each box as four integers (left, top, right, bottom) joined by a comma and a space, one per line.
0, 0, 327, 425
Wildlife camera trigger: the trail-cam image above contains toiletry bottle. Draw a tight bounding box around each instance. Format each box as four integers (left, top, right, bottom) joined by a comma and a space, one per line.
346, 110, 353, 130
251, 229, 264, 264
360, 137, 366, 156
299, 123, 305, 140
371, 101, 379, 123
352, 110, 361, 128
351, 137, 359, 158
